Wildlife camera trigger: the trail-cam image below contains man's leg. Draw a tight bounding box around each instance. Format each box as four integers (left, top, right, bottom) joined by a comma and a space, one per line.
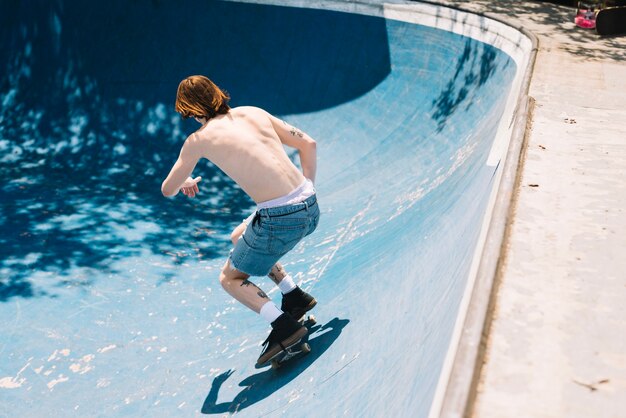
218, 260, 269, 313
219, 259, 306, 365
231, 223, 293, 289
268, 261, 316, 321
230, 222, 247, 245
268, 263, 297, 293
267, 263, 286, 284
230, 224, 316, 320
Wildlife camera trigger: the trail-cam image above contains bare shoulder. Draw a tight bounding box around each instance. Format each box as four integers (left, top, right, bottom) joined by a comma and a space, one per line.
230, 106, 271, 120
181, 132, 204, 152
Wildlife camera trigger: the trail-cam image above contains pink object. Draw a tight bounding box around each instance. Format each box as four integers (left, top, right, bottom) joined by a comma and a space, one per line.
575, 10, 596, 29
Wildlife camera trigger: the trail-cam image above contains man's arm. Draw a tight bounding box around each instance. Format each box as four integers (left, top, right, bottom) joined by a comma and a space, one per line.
268, 114, 317, 183
161, 135, 202, 197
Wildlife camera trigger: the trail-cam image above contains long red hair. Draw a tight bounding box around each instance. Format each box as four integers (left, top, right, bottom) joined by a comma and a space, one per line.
175, 75, 230, 119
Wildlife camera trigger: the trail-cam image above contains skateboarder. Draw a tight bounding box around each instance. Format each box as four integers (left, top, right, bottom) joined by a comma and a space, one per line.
161, 75, 320, 366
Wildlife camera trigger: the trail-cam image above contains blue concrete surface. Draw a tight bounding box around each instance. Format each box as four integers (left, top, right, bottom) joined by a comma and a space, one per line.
0, 1, 516, 416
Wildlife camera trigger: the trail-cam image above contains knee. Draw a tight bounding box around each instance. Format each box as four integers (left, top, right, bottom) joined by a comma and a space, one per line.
219, 260, 247, 286
219, 267, 232, 287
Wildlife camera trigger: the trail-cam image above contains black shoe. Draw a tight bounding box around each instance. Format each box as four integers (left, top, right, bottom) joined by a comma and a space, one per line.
281, 287, 317, 321
256, 313, 307, 366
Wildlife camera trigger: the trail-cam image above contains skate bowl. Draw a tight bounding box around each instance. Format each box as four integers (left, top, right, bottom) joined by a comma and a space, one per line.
0, 1, 534, 417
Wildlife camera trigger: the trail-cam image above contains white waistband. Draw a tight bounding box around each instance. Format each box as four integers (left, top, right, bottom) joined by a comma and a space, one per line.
257, 179, 315, 210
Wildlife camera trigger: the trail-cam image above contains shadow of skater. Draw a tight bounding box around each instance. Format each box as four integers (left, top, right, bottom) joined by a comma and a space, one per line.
201, 317, 349, 414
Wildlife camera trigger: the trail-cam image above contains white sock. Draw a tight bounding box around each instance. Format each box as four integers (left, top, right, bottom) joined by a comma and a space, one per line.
259, 301, 283, 323
278, 274, 297, 294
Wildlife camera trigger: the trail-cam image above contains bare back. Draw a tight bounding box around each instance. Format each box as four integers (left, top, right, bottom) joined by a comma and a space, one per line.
161, 106, 316, 203
197, 107, 305, 203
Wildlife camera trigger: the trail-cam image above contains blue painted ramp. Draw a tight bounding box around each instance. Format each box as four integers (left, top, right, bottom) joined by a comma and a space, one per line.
0, 1, 518, 416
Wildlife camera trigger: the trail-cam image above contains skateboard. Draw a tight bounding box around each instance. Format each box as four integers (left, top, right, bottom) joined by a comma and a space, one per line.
596, 6, 626, 35
262, 315, 316, 370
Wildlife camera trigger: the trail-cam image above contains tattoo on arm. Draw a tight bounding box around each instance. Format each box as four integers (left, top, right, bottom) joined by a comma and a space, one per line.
241, 279, 268, 299
283, 120, 304, 138
290, 127, 304, 138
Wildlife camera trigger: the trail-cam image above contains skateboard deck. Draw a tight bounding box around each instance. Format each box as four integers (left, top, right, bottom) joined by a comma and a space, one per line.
257, 315, 316, 369
596, 6, 626, 35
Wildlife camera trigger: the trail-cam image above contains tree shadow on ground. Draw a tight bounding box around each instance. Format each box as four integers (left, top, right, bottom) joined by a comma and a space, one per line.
0, 1, 392, 301
431, 38, 501, 131
431, 0, 626, 61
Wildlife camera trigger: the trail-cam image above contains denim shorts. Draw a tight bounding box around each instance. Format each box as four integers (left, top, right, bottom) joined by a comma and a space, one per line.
230, 194, 320, 276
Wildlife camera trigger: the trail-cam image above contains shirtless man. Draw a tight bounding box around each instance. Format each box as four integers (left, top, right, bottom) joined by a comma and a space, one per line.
161, 75, 320, 366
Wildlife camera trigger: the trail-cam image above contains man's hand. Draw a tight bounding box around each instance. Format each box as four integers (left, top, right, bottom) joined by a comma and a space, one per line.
181, 176, 202, 198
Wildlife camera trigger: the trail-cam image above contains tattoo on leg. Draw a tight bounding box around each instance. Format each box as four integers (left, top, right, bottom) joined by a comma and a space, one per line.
241, 279, 268, 299
275, 263, 284, 275
268, 263, 285, 284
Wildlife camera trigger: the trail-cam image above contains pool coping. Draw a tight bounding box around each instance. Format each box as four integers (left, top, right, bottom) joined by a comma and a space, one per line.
414, 3, 538, 417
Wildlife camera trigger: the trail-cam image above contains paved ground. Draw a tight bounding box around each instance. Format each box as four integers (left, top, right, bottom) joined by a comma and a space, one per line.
441, 1, 626, 417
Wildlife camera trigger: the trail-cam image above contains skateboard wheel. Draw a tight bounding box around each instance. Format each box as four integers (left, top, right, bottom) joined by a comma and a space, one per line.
271, 359, 281, 370
301, 343, 311, 354
308, 315, 316, 325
